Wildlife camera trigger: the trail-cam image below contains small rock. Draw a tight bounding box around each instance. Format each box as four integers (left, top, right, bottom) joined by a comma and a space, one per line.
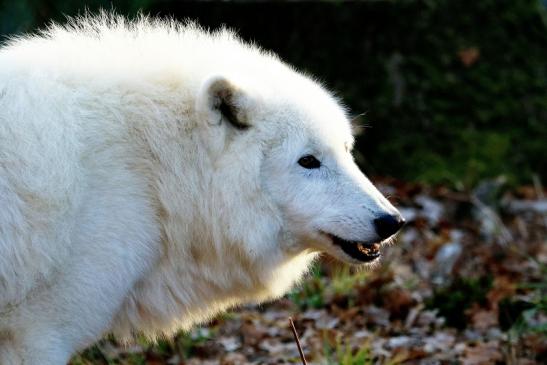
386, 335, 417, 349
221, 353, 249, 365
218, 336, 241, 352
432, 241, 462, 285
415, 195, 444, 225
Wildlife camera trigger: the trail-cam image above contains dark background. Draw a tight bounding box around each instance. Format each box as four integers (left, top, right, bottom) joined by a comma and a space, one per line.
1, 0, 546, 187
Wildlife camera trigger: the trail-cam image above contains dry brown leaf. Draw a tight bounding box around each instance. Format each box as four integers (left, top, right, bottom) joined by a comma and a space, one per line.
470, 309, 498, 331
462, 341, 503, 365
458, 47, 480, 67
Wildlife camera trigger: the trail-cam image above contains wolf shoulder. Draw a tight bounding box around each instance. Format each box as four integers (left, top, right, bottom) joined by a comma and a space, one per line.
0, 56, 160, 310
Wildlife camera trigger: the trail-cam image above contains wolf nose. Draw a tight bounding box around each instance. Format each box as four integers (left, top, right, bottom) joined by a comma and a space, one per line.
374, 214, 405, 239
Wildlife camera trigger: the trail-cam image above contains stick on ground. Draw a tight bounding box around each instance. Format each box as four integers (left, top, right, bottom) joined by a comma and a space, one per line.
289, 317, 308, 365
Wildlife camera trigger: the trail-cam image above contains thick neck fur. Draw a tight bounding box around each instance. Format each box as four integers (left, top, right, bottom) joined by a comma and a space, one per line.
108, 85, 316, 340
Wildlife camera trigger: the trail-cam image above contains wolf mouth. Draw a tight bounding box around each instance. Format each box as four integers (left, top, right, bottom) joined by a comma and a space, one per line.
323, 233, 381, 263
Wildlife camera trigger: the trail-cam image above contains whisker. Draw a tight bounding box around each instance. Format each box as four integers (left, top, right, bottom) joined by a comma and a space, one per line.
350, 112, 370, 136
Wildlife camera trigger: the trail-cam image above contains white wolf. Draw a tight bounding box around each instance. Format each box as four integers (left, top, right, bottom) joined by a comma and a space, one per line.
0, 15, 404, 364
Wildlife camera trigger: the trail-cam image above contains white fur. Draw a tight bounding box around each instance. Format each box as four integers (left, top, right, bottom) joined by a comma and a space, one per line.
0, 14, 399, 364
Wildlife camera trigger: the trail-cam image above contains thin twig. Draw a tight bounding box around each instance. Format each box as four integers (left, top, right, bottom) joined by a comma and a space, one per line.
289, 317, 307, 365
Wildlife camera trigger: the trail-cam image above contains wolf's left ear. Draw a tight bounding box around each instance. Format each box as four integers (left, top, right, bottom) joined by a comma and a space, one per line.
196, 76, 252, 130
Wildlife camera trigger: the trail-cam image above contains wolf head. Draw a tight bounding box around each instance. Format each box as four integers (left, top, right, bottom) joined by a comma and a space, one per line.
195, 68, 404, 265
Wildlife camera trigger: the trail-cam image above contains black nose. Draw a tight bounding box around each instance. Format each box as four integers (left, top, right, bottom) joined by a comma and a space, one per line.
374, 214, 405, 239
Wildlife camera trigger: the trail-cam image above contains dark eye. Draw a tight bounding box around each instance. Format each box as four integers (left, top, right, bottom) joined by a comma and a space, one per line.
298, 155, 321, 169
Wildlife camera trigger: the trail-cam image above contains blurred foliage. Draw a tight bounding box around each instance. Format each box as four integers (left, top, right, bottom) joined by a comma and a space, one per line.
289, 263, 370, 310
323, 337, 373, 365
426, 276, 493, 329
1, 0, 546, 186
501, 260, 547, 335
289, 263, 326, 310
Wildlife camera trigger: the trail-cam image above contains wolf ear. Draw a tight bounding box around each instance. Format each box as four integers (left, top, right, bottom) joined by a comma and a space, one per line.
196, 76, 251, 130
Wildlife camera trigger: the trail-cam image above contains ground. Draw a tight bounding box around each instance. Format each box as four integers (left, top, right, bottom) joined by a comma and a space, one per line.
70, 178, 546, 365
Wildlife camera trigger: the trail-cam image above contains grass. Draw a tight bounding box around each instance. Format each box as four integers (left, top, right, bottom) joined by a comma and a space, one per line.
506, 261, 547, 337
70, 327, 216, 365
288, 263, 326, 310
331, 265, 369, 298
70, 342, 147, 365
288, 262, 370, 310
323, 336, 372, 365
175, 327, 214, 359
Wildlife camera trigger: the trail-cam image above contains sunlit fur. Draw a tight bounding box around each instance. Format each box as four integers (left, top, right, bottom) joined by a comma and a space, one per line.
0, 14, 399, 364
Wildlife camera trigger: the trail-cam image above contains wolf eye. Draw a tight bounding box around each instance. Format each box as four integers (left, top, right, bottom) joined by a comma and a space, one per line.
298, 155, 321, 169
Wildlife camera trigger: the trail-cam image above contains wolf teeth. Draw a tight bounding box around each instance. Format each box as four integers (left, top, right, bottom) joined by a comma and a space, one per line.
357, 243, 379, 255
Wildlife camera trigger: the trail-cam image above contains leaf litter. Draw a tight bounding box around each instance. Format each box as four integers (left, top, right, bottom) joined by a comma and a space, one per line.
70, 178, 547, 365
